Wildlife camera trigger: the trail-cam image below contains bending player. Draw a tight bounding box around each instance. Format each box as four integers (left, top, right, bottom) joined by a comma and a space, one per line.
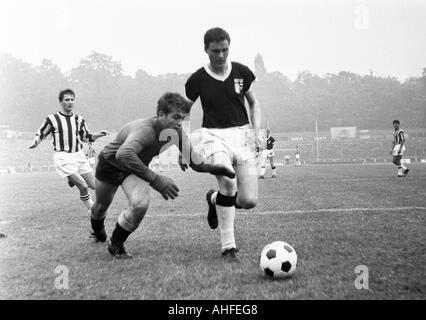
90, 92, 235, 258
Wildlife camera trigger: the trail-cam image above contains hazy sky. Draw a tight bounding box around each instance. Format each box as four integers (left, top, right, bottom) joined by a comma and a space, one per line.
0, 0, 425, 80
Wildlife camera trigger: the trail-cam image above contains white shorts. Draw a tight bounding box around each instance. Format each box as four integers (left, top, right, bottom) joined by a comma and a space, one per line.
53, 150, 93, 178
393, 144, 406, 156
196, 125, 256, 164
261, 149, 275, 159
295, 154, 300, 160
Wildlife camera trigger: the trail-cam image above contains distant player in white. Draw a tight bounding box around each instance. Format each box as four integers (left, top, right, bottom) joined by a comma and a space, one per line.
294, 145, 302, 167
390, 120, 409, 177
29, 89, 109, 214
258, 129, 277, 178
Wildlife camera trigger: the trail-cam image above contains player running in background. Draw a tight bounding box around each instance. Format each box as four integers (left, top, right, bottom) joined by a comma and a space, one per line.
29, 89, 109, 214
294, 145, 302, 167
90, 92, 235, 258
390, 120, 409, 177
185, 27, 261, 261
258, 129, 277, 179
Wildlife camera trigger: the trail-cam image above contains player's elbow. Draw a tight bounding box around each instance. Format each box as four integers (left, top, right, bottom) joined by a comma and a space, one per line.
116, 147, 133, 164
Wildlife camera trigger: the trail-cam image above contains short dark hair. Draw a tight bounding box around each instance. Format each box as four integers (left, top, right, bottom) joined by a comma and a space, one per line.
393, 120, 400, 124
204, 27, 230, 50
157, 92, 191, 116
59, 89, 75, 102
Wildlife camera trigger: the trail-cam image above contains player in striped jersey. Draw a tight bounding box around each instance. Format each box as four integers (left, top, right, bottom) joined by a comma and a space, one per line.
29, 89, 109, 214
390, 120, 409, 177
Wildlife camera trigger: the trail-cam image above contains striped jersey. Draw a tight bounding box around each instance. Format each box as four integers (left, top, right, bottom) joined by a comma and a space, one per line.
34, 112, 94, 152
393, 129, 405, 145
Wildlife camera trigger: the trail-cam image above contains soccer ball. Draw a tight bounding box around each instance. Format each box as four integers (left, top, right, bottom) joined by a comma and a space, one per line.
260, 241, 297, 278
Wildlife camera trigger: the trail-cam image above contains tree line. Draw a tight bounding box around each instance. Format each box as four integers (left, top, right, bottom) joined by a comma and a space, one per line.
1, 52, 425, 133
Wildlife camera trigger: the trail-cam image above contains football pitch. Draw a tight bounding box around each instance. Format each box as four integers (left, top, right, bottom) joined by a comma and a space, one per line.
0, 163, 425, 300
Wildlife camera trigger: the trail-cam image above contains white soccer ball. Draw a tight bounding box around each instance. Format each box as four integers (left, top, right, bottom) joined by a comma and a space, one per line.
260, 241, 297, 278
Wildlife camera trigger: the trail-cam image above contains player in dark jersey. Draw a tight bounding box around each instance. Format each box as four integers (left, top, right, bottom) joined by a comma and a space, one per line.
89, 92, 235, 258
259, 129, 277, 178
390, 120, 409, 177
29, 89, 109, 215
185, 27, 262, 261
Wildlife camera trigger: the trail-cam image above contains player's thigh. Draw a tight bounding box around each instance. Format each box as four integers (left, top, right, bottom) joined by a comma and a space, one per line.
81, 171, 95, 189
121, 174, 151, 209
94, 179, 118, 208
210, 151, 237, 195
234, 158, 258, 201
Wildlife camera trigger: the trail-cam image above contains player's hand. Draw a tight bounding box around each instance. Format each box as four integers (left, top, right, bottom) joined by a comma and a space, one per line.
99, 130, 110, 136
192, 163, 236, 179
150, 174, 179, 200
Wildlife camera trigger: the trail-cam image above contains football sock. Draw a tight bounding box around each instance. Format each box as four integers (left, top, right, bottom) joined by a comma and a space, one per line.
91, 217, 105, 232
401, 164, 407, 171
271, 166, 277, 176
111, 222, 132, 245
260, 165, 267, 176
216, 193, 237, 251
397, 166, 403, 175
117, 208, 146, 232
80, 193, 93, 210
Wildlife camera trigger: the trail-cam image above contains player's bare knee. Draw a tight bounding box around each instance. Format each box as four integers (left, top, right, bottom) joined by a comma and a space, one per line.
238, 196, 257, 209
130, 199, 149, 213
77, 183, 90, 195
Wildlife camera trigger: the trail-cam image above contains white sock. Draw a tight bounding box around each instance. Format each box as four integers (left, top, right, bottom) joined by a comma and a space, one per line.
217, 205, 236, 251
80, 194, 94, 210
272, 167, 277, 176
260, 165, 267, 176
397, 167, 403, 175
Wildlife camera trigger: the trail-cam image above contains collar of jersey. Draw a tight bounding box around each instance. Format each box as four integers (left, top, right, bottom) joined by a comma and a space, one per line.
203, 61, 232, 82
59, 111, 73, 117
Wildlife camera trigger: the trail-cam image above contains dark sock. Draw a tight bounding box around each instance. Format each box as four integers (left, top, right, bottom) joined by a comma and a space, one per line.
91, 217, 105, 231
110, 223, 131, 245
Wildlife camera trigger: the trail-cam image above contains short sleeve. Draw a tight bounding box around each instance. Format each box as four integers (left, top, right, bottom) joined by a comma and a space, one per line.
185, 73, 199, 102
242, 66, 256, 93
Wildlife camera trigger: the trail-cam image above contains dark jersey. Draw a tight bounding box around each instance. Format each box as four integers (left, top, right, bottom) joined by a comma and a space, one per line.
101, 117, 180, 183
185, 62, 256, 129
266, 136, 275, 150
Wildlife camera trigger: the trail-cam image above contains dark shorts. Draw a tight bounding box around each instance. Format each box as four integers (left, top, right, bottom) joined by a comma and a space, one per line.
95, 153, 131, 186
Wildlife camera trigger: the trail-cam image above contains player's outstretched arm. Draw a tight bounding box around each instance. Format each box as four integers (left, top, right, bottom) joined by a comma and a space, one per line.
91, 130, 110, 141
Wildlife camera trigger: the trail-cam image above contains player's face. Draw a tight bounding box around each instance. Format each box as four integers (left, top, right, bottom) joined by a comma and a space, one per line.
60, 94, 75, 113
393, 122, 399, 130
159, 111, 187, 130
205, 40, 229, 70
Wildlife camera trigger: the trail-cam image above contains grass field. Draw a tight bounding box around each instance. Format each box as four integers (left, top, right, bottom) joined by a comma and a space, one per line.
0, 163, 425, 300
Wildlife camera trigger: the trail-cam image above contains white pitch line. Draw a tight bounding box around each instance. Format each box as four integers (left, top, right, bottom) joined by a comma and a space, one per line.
147, 206, 426, 218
